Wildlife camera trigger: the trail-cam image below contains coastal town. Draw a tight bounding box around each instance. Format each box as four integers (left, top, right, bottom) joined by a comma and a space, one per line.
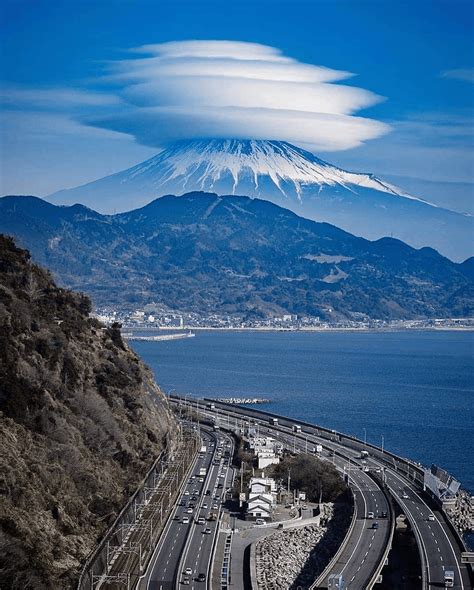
94, 305, 474, 332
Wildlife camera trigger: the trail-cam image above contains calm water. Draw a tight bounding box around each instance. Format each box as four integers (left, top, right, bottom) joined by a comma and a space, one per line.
131, 331, 474, 492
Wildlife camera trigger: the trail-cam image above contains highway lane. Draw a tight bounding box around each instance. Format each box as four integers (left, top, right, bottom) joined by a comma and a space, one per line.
175, 398, 471, 589
141, 429, 217, 590
178, 432, 235, 590
381, 464, 468, 589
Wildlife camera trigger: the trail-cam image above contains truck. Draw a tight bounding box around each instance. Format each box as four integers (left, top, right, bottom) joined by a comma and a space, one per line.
199, 445, 207, 454
327, 574, 345, 590
311, 444, 323, 454
269, 417, 279, 425
444, 570, 454, 587
292, 424, 302, 433
198, 467, 207, 477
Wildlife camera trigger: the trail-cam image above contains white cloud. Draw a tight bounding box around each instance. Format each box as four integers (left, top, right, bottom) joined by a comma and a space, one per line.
89, 40, 389, 151
441, 68, 474, 83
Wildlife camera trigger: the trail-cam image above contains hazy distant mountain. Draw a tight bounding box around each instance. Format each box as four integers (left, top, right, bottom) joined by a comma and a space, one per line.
1, 192, 472, 320
49, 139, 473, 261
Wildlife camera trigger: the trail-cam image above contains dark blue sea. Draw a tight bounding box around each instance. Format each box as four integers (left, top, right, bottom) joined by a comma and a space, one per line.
131, 330, 473, 493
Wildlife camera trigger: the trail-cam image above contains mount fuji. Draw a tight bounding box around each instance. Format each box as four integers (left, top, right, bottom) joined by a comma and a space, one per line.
49, 139, 473, 261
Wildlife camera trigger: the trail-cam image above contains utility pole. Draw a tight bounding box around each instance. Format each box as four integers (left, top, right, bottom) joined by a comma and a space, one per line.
240, 461, 246, 494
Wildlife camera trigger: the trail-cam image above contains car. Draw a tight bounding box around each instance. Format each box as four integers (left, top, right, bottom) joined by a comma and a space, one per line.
255, 518, 265, 525
193, 489, 200, 495
197, 517, 206, 525
372, 521, 379, 529
190, 496, 197, 501
197, 573, 206, 582
202, 503, 208, 509
217, 483, 223, 488
184, 567, 192, 575
367, 511, 374, 519
401, 492, 409, 499
205, 489, 211, 495
380, 511, 387, 518
428, 513, 435, 521
184, 490, 190, 496
203, 527, 212, 534
182, 516, 190, 524
198, 477, 204, 483
186, 508, 193, 514
181, 578, 190, 586
212, 504, 218, 510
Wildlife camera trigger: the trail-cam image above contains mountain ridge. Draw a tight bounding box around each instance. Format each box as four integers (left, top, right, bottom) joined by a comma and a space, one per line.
46, 138, 474, 261
1, 192, 472, 320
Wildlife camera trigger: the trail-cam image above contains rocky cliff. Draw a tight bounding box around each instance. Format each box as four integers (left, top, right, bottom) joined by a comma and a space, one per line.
0, 235, 175, 588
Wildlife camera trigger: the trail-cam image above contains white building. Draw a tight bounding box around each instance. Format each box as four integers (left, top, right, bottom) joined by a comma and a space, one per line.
247, 475, 277, 520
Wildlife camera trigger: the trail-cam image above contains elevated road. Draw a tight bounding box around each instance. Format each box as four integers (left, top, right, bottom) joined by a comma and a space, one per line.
172, 396, 471, 589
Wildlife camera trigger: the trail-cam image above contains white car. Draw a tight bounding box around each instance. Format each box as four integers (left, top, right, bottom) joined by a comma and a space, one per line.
428, 514, 435, 521
182, 517, 190, 524
184, 567, 192, 575
367, 511, 374, 519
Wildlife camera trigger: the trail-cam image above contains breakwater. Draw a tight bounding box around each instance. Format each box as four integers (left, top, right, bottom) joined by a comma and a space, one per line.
124, 331, 195, 342
214, 397, 270, 405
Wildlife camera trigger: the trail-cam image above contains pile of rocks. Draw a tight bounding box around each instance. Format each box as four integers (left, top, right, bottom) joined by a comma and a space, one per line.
255, 505, 335, 590
445, 491, 474, 534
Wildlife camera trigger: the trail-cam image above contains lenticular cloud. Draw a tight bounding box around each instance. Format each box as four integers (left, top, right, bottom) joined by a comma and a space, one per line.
90, 40, 389, 152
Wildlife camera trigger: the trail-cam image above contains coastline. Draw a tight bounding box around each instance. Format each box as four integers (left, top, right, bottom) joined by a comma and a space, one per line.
124, 325, 474, 334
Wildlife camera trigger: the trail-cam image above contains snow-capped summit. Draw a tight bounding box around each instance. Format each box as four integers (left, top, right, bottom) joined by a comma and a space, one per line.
49, 138, 473, 261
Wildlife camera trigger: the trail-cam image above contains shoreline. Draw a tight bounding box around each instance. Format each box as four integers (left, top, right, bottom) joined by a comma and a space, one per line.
123, 325, 474, 334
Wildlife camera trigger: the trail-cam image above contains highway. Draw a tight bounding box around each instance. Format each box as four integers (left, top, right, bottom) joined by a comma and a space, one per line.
174, 397, 471, 590
139, 427, 234, 590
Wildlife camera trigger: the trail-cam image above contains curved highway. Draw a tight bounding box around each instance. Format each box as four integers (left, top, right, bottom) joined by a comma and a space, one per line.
175, 397, 471, 590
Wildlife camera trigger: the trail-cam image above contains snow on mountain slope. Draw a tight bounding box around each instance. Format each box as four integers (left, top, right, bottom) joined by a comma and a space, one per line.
123, 139, 422, 202
49, 139, 472, 261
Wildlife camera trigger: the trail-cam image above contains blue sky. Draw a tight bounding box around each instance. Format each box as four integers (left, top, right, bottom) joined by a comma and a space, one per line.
1, 0, 473, 212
